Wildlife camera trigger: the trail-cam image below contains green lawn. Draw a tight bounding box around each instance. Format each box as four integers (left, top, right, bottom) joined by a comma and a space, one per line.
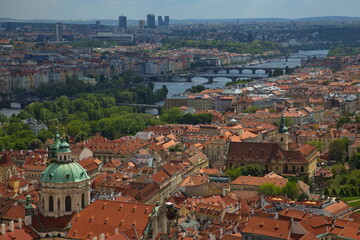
341, 196, 360, 202
341, 196, 360, 206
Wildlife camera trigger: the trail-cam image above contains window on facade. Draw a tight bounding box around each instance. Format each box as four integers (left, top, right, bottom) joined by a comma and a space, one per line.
65, 196, 71, 212
81, 193, 85, 209
49, 196, 54, 212
58, 198, 60, 211
301, 166, 304, 172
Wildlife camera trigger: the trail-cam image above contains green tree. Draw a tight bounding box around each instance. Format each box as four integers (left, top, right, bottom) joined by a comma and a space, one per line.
258, 182, 283, 196
0, 113, 7, 123
74, 131, 88, 143
37, 128, 53, 143
285, 117, 294, 127
169, 144, 183, 152
160, 108, 183, 123
323, 187, 330, 196
185, 85, 206, 93
225, 167, 243, 181
307, 140, 323, 152
284, 181, 299, 200
349, 153, 360, 169
243, 106, 259, 113
331, 164, 348, 176
29, 139, 43, 150
65, 120, 91, 137
338, 188, 346, 197
225, 164, 263, 181
331, 188, 338, 197
337, 116, 351, 127
329, 139, 348, 162
243, 164, 263, 177
297, 193, 308, 202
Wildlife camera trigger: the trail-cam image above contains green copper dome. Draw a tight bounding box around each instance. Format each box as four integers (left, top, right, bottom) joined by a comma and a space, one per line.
40, 162, 89, 184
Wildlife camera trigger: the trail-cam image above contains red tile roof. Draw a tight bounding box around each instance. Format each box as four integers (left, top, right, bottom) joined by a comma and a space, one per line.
66, 200, 154, 239
0, 226, 40, 240
231, 176, 288, 187
242, 214, 291, 239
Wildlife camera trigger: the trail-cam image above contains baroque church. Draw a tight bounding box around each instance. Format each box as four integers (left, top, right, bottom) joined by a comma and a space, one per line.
27, 133, 91, 237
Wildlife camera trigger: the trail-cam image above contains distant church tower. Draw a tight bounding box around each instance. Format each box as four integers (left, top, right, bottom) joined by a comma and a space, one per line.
40, 133, 90, 218
277, 115, 291, 150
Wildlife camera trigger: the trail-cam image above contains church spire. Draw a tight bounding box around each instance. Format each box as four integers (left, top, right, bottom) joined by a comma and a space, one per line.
279, 115, 289, 134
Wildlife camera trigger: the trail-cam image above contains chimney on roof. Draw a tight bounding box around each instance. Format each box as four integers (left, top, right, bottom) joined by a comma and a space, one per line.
274, 212, 279, 219
9, 221, 14, 232
18, 218, 22, 229
92, 237, 98, 240
1, 223, 5, 235
115, 228, 119, 235
99, 233, 105, 240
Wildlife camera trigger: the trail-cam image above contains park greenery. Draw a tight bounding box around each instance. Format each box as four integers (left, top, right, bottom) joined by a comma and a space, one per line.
329, 138, 350, 162
161, 39, 287, 55
185, 85, 206, 94
323, 165, 360, 201
336, 114, 360, 127
225, 79, 253, 87
258, 181, 301, 200
35, 70, 168, 105
307, 140, 323, 152
225, 164, 263, 181
0, 103, 214, 150
328, 45, 360, 57
160, 107, 213, 125
169, 144, 183, 152
243, 106, 259, 114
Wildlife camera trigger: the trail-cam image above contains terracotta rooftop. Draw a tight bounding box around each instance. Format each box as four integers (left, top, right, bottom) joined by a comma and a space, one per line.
242, 214, 291, 239
231, 176, 288, 187
66, 200, 154, 239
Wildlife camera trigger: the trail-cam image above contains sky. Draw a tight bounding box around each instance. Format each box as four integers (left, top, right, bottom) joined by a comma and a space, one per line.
1, 0, 360, 20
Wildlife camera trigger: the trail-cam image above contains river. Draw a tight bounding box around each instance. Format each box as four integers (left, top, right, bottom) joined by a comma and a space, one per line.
0, 50, 328, 116
147, 50, 329, 114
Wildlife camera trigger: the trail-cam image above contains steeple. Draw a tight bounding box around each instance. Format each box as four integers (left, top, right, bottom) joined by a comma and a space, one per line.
279, 115, 289, 134
49, 132, 72, 164
277, 115, 291, 150
49, 131, 61, 159
25, 194, 34, 216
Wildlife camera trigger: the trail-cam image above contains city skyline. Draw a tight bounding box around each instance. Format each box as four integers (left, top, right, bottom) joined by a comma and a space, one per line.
1, 0, 360, 21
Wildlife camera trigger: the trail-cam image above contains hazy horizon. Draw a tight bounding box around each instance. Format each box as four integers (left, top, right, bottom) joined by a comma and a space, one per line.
1, 0, 360, 21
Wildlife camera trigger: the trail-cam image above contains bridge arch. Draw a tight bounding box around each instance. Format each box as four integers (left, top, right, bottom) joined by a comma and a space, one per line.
255, 69, 266, 74
241, 69, 254, 74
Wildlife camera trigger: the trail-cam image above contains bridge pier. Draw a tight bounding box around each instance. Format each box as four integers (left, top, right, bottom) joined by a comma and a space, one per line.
231, 77, 238, 82
207, 76, 214, 83
252, 69, 256, 74
186, 76, 192, 82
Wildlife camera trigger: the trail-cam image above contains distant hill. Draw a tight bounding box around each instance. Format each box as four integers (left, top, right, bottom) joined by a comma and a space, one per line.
1, 16, 360, 26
